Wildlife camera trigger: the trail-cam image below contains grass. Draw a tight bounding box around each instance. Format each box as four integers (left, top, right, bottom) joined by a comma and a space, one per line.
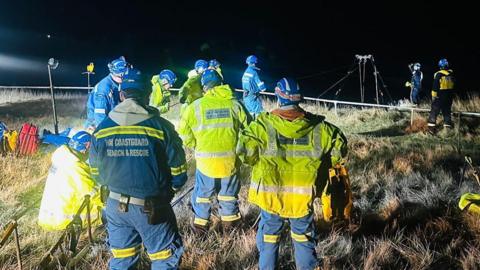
1, 89, 480, 269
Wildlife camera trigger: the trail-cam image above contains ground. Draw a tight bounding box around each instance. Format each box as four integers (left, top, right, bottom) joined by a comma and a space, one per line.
1, 89, 480, 269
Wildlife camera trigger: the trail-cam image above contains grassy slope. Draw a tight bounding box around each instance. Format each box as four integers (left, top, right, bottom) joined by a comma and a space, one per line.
1, 92, 479, 269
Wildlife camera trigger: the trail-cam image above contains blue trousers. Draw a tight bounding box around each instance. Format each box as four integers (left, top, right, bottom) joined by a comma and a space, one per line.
411, 87, 421, 105
256, 210, 318, 270
191, 169, 241, 226
105, 198, 183, 270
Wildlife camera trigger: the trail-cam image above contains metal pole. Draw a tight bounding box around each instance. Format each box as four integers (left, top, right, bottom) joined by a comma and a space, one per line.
13, 224, 22, 270
334, 101, 338, 116
48, 65, 59, 134
85, 195, 93, 244
410, 108, 414, 126
372, 58, 380, 105
358, 60, 363, 103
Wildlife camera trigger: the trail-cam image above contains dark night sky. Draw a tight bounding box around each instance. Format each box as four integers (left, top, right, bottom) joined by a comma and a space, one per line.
0, 0, 478, 102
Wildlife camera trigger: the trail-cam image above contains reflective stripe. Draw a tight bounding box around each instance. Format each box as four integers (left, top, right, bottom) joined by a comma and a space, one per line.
243, 73, 254, 78
111, 245, 142, 258
250, 182, 312, 195
196, 197, 211, 203
262, 122, 322, 158
192, 122, 233, 132
90, 167, 99, 175
220, 213, 241, 222
148, 249, 172, 261
194, 217, 209, 226
195, 150, 235, 158
171, 164, 187, 176
217, 195, 236, 201
94, 108, 106, 114
194, 100, 202, 126
264, 234, 280, 243
291, 232, 309, 242
94, 126, 164, 140
257, 82, 265, 87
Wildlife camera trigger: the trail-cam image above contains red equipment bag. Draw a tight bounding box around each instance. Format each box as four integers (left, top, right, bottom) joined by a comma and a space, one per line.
17, 123, 39, 155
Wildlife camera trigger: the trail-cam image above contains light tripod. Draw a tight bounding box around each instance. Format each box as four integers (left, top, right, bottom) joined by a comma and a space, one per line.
355, 54, 385, 104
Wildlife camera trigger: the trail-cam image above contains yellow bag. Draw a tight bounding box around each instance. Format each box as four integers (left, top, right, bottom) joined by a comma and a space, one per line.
4, 130, 18, 152
459, 193, 480, 215
321, 164, 353, 222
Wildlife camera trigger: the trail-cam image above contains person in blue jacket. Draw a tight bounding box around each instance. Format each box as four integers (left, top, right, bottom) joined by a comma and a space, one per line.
85, 56, 129, 131
89, 68, 188, 270
242, 55, 267, 118
408, 62, 423, 105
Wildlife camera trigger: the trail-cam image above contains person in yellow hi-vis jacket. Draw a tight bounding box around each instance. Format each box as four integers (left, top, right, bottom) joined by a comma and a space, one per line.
178, 69, 249, 233
428, 58, 455, 131
237, 77, 347, 270
38, 131, 103, 231
150, 69, 177, 114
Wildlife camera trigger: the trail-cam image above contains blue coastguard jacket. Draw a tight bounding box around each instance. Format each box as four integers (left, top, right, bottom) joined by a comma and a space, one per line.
411, 70, 423, 91
86, 75, 121, 127
242, 66, 266, 114
89, 99, 188, 199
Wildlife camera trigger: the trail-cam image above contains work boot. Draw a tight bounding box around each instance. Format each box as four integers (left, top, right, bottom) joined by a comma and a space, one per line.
443, 122, 454, 129
427, 123, 437, 135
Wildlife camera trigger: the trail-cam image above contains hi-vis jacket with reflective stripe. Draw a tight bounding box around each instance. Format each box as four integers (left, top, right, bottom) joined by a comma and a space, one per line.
38, 145, 103, 231
432, 69, 454, 97
237, 112, 347, 218
86, 75, 121, 127
179, 74, 203, 105
149, 75, 171, 114
90, 99, 187, 199
178, 84, 249, 178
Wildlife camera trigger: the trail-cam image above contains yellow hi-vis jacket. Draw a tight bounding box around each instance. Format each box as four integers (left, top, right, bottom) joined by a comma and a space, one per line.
237, 112, 348, 218
38, 145, 103, 231
178, 84, 249, 178
149, 75, 172, 114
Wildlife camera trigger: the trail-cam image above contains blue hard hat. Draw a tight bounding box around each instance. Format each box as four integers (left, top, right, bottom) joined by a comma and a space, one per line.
108, 56, 128, 76
120, 68, 145, 91
275, 77, 302, 106
201, 69, 223, 90
209, 59, 220, 68
438, 58, 449, 69
194, 60, 209, 72
68, 131, 91, 152
159, 69, 177, 86
246, 55, 258, 65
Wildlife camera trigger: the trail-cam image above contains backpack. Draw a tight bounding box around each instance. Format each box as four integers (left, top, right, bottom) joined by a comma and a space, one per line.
17, 123, 40, 155
321, 164, 353, 222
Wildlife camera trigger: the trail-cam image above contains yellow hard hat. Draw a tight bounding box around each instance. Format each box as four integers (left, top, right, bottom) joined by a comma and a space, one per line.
87, 62, 94, 73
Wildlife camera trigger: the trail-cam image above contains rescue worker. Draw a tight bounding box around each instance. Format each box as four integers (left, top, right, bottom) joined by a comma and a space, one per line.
407, 62, 423, 105
178, 69, 249, 233
89, 68, 188, 269
242, 55, 267, 118
38, 131, 103, 231
428, 58, 455, 131
150, 69, 177, 114
85, 56, 129, 131
208, 59, 223, 79
179, 60, 209, 114
237, 78, 348, 270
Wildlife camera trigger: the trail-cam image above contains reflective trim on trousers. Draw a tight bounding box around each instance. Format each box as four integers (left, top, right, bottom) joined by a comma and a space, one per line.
196, 197, 211, 203
194, 217, 209, 226
148, 249, 172, 261
220, 213, 241, 222
111, 244, 142, 258
263, 234, 280, 244
291, 231, 309, 242
217, 195, 236, 201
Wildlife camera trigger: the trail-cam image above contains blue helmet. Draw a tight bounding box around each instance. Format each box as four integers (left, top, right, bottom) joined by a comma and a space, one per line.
108, 56, 128, 76
438, 58, 449, 69
209, 59, 220, 68
275, 78, 302, 106
120, 68, 145, 91
194, 60, 209, 73
68, 131, 91, 152
246, 55, 258, 65
201, 69, 223, 90
159, 69, 177, 86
